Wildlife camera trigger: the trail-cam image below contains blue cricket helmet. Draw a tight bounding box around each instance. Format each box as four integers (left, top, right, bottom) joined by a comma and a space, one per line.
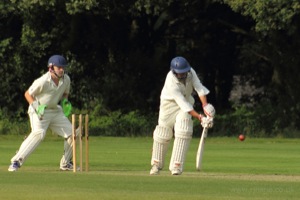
48, 55, 68, 67
170, 56, 191, 73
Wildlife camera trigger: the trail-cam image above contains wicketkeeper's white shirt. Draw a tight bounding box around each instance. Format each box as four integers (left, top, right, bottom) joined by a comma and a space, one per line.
160, 68, 209, 112
28, 72, 70, 110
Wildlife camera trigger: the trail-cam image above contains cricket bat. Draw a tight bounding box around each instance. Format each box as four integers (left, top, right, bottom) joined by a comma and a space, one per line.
196, 127, 208, 171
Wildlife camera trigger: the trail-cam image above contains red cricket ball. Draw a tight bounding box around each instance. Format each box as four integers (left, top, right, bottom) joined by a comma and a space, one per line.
239, 134, 245, 141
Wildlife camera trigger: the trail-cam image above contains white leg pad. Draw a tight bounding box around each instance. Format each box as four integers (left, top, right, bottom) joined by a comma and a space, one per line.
169, 117, 193, 172
11, 129, 46, 165
60, 127, 80, 167
151, 125, 173, 169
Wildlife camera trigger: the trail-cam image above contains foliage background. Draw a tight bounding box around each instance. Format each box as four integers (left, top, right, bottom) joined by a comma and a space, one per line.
1, 0, 300, 137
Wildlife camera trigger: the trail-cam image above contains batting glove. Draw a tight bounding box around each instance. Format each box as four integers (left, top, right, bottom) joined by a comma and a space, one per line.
201, 117, 214, 128
203, 103, 215, 118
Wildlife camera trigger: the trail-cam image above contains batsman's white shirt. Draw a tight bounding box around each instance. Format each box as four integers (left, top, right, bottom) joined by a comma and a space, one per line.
160, 68, 209, 113
28, 72, 70, 110
153, 68, 210, 171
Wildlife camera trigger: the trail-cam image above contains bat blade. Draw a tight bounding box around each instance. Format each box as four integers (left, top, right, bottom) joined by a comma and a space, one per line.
196, 127, 208, 171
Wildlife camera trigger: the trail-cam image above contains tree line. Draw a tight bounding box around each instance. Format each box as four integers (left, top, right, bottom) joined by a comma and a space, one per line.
1, 0, 300, 136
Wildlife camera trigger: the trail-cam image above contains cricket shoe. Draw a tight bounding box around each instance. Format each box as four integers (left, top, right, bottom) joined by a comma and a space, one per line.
60, 161, 80, 171
8, 161, 21, 172
171, 168, 182, 175
150, 164, 160, 175
60, 163, 73, 171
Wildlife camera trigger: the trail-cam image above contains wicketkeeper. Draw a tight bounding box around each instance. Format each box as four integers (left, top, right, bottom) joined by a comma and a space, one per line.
8, 55, 76, 172
150, 56, 215, 175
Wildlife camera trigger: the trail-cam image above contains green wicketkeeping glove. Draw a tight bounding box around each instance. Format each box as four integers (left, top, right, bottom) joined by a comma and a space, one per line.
31, 101, 47, 120
61, 98, 72, 117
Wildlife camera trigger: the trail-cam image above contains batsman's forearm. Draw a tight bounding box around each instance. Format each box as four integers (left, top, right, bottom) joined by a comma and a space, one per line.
199, 95, 208, 106
189, 110, 201, 119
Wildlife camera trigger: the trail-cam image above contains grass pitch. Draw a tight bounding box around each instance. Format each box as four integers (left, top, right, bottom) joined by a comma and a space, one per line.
0, 135, 300, 199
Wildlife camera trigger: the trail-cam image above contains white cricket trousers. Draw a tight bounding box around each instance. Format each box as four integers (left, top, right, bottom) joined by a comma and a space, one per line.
11, 107, 72, 166
152, 96, 194, 172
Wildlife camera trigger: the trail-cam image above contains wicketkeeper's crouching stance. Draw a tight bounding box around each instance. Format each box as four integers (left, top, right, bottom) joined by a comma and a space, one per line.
8, 55, 77, 172
150, 56, 215, 175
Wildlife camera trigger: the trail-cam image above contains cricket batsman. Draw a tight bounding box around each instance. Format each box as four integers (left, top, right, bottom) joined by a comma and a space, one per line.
150, 56, 215, 175
8, 55, 75, 171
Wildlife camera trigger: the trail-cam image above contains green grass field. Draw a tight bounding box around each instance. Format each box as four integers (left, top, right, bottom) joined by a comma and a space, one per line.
0, 135, 300, 199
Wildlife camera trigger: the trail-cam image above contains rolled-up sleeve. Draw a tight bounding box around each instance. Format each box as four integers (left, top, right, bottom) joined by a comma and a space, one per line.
191, 69, 210, 96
